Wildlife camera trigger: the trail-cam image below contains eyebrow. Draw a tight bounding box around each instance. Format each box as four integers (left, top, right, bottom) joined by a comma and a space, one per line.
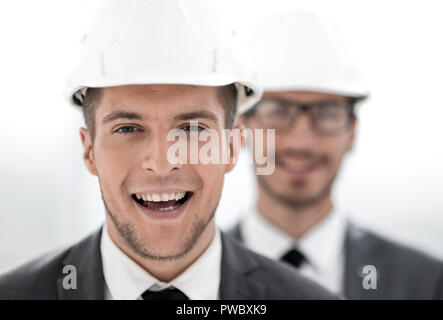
102, 110, 144, 125
173, 110, 219, 122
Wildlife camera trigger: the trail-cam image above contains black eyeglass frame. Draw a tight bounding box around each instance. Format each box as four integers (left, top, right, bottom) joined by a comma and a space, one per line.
244, 97, 358, 135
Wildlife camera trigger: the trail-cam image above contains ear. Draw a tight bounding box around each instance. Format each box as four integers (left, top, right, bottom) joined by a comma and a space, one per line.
224, 121, 245, 174
346, 117, 358, 152
80, 128, 98, 176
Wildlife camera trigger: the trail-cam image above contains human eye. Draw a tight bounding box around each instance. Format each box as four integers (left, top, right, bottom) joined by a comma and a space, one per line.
273, 104, 292, 116
259, 100, 291, 118
114, 125, 141, 134
317, 103, 346, 120
180, 123, 206, 132
319, 107, 337, 118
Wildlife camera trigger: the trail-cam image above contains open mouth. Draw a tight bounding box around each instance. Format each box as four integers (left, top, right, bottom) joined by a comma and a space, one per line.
131, 191, 193, 212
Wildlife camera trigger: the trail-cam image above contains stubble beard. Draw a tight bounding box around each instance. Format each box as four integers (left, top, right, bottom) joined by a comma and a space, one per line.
101, 191, 217, 261
257, 173, 335, 210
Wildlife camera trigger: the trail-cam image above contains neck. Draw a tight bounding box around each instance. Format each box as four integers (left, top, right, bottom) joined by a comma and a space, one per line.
106, 219, 216, 282
256, 186, 333, 240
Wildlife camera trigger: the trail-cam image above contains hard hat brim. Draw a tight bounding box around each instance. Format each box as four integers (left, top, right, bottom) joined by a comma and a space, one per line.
263, 84, 369, 101
66, 75, 262, 115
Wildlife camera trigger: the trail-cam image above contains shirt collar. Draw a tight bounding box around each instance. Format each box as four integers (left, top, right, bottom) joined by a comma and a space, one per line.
297, 208, 347, 275
241, 205, 347, 274
101, 225, 222, 300
242, 208, 293, 260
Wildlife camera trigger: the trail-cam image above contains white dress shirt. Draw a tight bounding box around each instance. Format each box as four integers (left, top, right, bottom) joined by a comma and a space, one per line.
100, 225, 222, 300
241, 206, 347, 295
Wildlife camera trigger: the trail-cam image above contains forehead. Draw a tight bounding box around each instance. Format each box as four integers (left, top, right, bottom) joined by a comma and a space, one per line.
97, 84, 223, 117
263, 90, 348, 103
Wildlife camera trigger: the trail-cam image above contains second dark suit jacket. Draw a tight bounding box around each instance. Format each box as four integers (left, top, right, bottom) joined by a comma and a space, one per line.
0, 227, 336, 300
228, 221, 443, 300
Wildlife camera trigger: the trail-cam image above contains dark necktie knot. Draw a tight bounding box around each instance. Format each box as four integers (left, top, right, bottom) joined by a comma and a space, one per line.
141, 287, 189, 300
281, 247, 306, 268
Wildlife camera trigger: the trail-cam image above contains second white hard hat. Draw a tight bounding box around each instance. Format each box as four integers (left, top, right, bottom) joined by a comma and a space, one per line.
248, 10, 369, 99
66, 0, 262, 114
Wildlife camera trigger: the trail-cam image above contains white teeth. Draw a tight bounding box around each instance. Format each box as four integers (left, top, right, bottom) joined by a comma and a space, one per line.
135, 192, 188, 202
157, 204, 180, 211
175, 192, 185, 201
161, 193, 169, 201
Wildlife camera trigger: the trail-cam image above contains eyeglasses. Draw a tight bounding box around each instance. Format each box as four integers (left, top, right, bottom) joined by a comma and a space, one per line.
250, 98, 355, 134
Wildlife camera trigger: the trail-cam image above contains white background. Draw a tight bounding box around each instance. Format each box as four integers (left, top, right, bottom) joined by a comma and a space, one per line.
1, 0, 442, 271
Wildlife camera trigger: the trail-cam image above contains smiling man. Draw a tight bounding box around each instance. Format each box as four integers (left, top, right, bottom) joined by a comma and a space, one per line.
228, 10, 443, 299
0, 1, 336, 300
87, 85, 238, 287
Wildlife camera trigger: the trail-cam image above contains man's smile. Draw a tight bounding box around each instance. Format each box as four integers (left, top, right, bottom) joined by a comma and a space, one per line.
131, 190, 194, 220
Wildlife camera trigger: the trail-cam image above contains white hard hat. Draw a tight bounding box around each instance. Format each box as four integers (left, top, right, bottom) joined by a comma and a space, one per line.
248, 10, 369, 100
66, 0, 262, 114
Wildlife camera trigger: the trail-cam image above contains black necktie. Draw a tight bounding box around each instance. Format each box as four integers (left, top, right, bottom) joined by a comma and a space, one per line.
281, 248, 306, 268
141, 287, 189, 300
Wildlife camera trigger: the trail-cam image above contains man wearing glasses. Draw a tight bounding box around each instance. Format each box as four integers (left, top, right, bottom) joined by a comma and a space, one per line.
229, 10, 443, 299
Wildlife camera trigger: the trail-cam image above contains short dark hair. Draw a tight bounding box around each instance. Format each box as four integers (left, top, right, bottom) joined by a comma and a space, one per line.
81, 84, 238, 139
82, 87, 103, 139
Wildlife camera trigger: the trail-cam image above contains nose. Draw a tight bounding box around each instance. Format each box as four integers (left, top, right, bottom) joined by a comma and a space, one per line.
140, 129, 182, 175
284, 111, 316, 148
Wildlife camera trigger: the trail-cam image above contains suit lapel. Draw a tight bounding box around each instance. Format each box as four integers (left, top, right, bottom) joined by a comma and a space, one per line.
232, 218, 385, 299
219, 233, 266, 299
56, 228, 267, 299
57, 227, 105, 300
228, 223, 244, 242
343, 222, 382, 299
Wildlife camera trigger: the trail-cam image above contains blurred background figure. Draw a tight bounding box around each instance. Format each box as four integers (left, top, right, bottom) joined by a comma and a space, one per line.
1, 0, 443, 282
228, 10, 443, 299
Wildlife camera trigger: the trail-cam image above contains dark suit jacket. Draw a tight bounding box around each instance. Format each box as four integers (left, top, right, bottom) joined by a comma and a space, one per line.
0, 227, 336, 300
228, 221, 443, 300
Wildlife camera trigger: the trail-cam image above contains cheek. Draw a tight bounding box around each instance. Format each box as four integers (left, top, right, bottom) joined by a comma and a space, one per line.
192, 164, 225, 205
97, 131, 147, 164
93, 140, 135, 191
320, 138, 351, 169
